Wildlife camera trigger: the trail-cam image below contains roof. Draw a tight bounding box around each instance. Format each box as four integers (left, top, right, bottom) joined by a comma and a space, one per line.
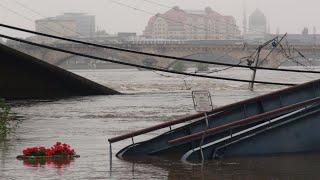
249, 9, 267, 26
146, 6, 235, 27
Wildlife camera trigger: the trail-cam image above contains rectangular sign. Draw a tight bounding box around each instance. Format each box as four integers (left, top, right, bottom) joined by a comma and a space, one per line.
192, 90, 213, 112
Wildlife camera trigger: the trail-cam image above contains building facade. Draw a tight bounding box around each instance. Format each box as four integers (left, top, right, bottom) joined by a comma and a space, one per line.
143, 7, 240, 40
57, 13, 95, 38
35, 13, 95, 40
34, 18, 77, 43
35, 18, 77, 37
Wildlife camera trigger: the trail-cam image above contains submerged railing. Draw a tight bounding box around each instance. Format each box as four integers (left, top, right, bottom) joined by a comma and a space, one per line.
168, 97, 320, 145
108, 79, 320, 145
107, 113, 203, 143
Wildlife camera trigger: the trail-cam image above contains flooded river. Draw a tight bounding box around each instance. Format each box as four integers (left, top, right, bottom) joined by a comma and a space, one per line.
1, 67, 320, 179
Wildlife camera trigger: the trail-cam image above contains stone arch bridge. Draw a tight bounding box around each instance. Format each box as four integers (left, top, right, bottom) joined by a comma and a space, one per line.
8, 41, 320, 69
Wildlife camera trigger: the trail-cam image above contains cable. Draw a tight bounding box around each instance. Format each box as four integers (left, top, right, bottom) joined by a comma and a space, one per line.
13, 0, 258, 69
1, 23, 320, 74
111, 0, 300, 72
0, 2, 67, 37
0, 1, 312, 74
140, 0, 171, 9
259, 34, 287, 65
9, 0, 83, 37
5, 0, 243, 69
0, 33, 296, 86
2, 0, 308, 74
107, 0, 239, 40
110, 0, 273, 39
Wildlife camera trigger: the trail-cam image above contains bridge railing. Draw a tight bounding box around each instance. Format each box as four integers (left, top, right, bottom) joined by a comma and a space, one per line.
107, 79, 320, 144
107, 113, 203, 143
168, 97, 320, 145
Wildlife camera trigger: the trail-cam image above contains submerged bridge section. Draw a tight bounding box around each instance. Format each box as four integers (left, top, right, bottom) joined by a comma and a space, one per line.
9, 40, 320, 69
109, 79, 320, 163
0, 43, 120, 100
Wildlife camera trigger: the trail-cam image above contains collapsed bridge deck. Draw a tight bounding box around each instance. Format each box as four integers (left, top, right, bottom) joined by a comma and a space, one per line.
109, 79, 320, 162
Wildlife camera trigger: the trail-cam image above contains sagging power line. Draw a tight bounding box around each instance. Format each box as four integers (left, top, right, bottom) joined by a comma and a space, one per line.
0, 33, 296, 86
0, 23, 319, 74
3, 0, 242, 70
0, 2, 68, 37
8, 0, 83, 37
7, 0, 275, 70
0, 1, 313, 76
136, 0, 272, 38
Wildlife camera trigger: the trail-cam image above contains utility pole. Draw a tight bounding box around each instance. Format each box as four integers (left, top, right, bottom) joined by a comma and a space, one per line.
249, 46, 262, 91
248, 34, 287, 91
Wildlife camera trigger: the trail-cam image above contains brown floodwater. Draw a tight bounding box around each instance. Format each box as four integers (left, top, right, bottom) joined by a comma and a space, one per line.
1, 68, 320, 179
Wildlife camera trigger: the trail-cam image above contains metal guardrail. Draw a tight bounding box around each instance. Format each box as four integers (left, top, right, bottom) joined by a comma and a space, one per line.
168, 97, 320, 145
108, 79, 320, 144
181, 106, 317, 162
107, 113, 203, 143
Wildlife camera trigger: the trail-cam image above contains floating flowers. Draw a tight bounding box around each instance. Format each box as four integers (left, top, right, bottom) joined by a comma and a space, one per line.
22, 156, 73, 168
17, 142, 79, 167
22, 146, 47, 156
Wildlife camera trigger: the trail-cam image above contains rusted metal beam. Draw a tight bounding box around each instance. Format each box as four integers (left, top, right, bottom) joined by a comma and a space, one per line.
168, 97, 320, 145
108, 79, 320, 144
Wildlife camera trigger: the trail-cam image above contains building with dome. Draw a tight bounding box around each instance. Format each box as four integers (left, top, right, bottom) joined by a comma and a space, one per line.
246, 9, 268, 41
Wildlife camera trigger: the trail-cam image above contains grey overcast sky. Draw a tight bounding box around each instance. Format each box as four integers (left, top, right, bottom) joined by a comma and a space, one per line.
0, 0, 318, 37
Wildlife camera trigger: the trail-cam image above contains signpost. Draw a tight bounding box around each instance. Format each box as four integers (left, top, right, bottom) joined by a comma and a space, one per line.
191, 90, 213, 162
192, 90, 213, 112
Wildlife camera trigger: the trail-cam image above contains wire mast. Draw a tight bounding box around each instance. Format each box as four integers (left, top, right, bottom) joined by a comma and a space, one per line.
248, 33, 288, 90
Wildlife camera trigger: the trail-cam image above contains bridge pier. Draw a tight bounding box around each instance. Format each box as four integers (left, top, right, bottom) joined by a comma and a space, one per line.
0, 43, 120, 100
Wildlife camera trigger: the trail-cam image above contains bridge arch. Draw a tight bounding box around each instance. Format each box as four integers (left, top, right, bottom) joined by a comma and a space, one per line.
166, 52, 239, 70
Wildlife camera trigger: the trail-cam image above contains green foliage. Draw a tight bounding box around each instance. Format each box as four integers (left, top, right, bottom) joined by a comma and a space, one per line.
196, 63, 209, 72
172, 61, 187, 72
0, 98, 14, 138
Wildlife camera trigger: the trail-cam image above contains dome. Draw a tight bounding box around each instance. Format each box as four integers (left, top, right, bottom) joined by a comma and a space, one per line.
249, 9, 266, 26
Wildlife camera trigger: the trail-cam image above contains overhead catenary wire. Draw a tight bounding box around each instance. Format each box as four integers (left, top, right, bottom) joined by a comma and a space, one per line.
0, 33, 296, 86
109, 0, 315, 78
9, 0, 273, 69
107, 0, 237, 39
0, 0, 314, 74
9, 0, 271, 42
1, 0, 313, 72
11, 0, 243, 74
4, 0, 243, 72
8, 0, 83, 37
258, 33, 287, 65
109, 0, 279, 75
0, 2, 68, 37
1, 23, 320, 75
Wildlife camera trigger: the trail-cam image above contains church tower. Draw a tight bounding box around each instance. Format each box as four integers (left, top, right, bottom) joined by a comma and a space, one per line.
242, 0, 247, 36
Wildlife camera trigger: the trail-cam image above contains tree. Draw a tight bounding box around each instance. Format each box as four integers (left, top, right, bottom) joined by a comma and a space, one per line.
196, 63, 209, 72
0, 99, 16, 139
172, 61, 187, 72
